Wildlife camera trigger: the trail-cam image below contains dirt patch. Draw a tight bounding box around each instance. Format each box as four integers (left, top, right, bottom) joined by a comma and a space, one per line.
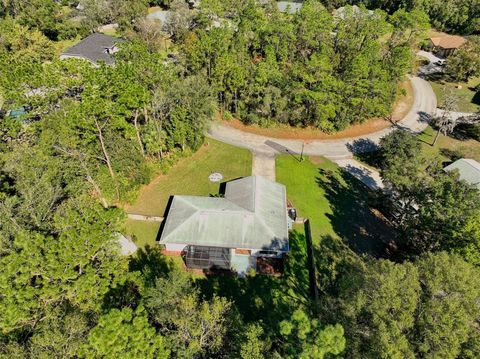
223, 80, 414, 140
309, 156, 326, 165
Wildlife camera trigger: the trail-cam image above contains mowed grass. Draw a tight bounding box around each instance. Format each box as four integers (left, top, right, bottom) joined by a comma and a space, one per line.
124, 219, 161, 248
277, 156, 338, 241
430, 76, 480, 113
124, 139, 252, 248
126, 139, 252, 217
276, 155, 395, 256
417, 125, 480, 163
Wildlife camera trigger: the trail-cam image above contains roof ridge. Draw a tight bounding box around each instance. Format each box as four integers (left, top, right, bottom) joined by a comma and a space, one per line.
161, 197, 200, 241
461, 159, 480, 171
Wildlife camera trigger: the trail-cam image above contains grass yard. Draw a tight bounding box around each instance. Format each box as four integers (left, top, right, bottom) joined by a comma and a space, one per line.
430, 76, 480, 113
124, 219, 161, 249
126, 139, 252, 217
417, 125, 480, 163
123, 139, 252, 248
276, 155, 395, 257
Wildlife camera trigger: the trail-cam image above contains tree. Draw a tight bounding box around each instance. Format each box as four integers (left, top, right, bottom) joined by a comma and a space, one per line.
378, 130, 480, 258
415, 252, 480, 358
279, 309, 346, 358
330, 252, 480, 358
144, 269, 232, 357
239, 324, 268, 359
446, 36, 480, 82
404, 170, 480, 254
0, 195, 130, 333
82, 306, 169, 359
379, 130, 428, 222
432, 90, 458, 146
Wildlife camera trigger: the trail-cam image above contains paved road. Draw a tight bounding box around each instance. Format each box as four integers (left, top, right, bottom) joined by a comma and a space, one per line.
335, 158, 384, 190
208, 75, 437, 186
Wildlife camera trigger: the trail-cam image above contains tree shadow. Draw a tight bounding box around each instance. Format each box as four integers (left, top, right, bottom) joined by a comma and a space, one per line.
450, 123, 480, 141
354, 150, 383, 169
129, 245, 175, 287
346, 138, 378, 155
196, 230, 312, 328
315, 168, 397, 259
102, 246, 175, 311
472, 90, 480, 106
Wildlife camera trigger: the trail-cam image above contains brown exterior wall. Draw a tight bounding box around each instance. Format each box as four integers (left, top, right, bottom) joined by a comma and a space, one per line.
161, 249, 183, 256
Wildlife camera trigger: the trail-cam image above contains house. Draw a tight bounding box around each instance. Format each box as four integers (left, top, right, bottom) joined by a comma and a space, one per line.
444, 158, 480, 190
60, 33, 124, 66
334, 5, 374, 20
277, 1, 303, 14
147, 9, 171, 25
159, 176, 289, 275
429, 34, 467, 57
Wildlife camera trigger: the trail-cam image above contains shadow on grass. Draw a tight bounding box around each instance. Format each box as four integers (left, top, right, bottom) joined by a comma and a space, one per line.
196, 230, 312, 327
315, 168, 397, 259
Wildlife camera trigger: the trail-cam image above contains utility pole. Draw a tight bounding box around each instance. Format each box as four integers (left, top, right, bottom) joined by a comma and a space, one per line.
300, 141, 305, 162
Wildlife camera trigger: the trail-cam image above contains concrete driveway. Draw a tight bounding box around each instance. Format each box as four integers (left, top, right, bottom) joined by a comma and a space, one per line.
417, 50, 444, 77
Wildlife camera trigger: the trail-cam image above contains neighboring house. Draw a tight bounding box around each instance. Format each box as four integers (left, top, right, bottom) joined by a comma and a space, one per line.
60, 33, 124, 66
277, 1, 303, 14
159, 176, 290, 275
334, 5, 374, 20
429, 34, 467, 57
444, 158, 480, 190
147, 9, 171, 25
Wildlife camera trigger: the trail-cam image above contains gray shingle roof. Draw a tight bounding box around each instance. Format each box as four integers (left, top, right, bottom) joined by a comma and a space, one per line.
61, 33, 124, 65
444, 159, 480, 190
277, 1, 303, 14
159, 176, 289, 251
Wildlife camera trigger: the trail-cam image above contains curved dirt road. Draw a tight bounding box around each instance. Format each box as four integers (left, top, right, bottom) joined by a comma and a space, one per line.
207, 75, 437, 182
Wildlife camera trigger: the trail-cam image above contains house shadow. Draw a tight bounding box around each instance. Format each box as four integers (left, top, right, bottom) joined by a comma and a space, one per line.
315, 168, 397, 259
196, 230, 313, 326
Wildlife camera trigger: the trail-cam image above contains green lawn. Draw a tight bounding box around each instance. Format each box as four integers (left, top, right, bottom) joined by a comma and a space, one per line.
417, 125, 480, 163
430, 76, 480, 113
124, 139, 252, 248
126, 139, 252, 217
276, 155, 394, 256
124, 219, 161, 249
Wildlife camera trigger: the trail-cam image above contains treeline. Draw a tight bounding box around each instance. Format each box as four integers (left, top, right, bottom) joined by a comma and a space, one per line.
0, 10, 346, 358
0, 0, 149, 40
320, 0, 480, 34
0, 18, 215, 205
1, 0, 429, 132
314, 129, 480, 358
181, 0, 427, 131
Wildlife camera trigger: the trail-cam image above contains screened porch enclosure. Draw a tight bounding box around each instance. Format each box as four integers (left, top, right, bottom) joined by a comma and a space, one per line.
183, 245, 231, 270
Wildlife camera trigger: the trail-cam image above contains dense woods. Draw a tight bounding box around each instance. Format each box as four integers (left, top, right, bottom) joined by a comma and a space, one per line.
320, 0, 480, 34
1, 0, 480, 358
181, 0, 427, 131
